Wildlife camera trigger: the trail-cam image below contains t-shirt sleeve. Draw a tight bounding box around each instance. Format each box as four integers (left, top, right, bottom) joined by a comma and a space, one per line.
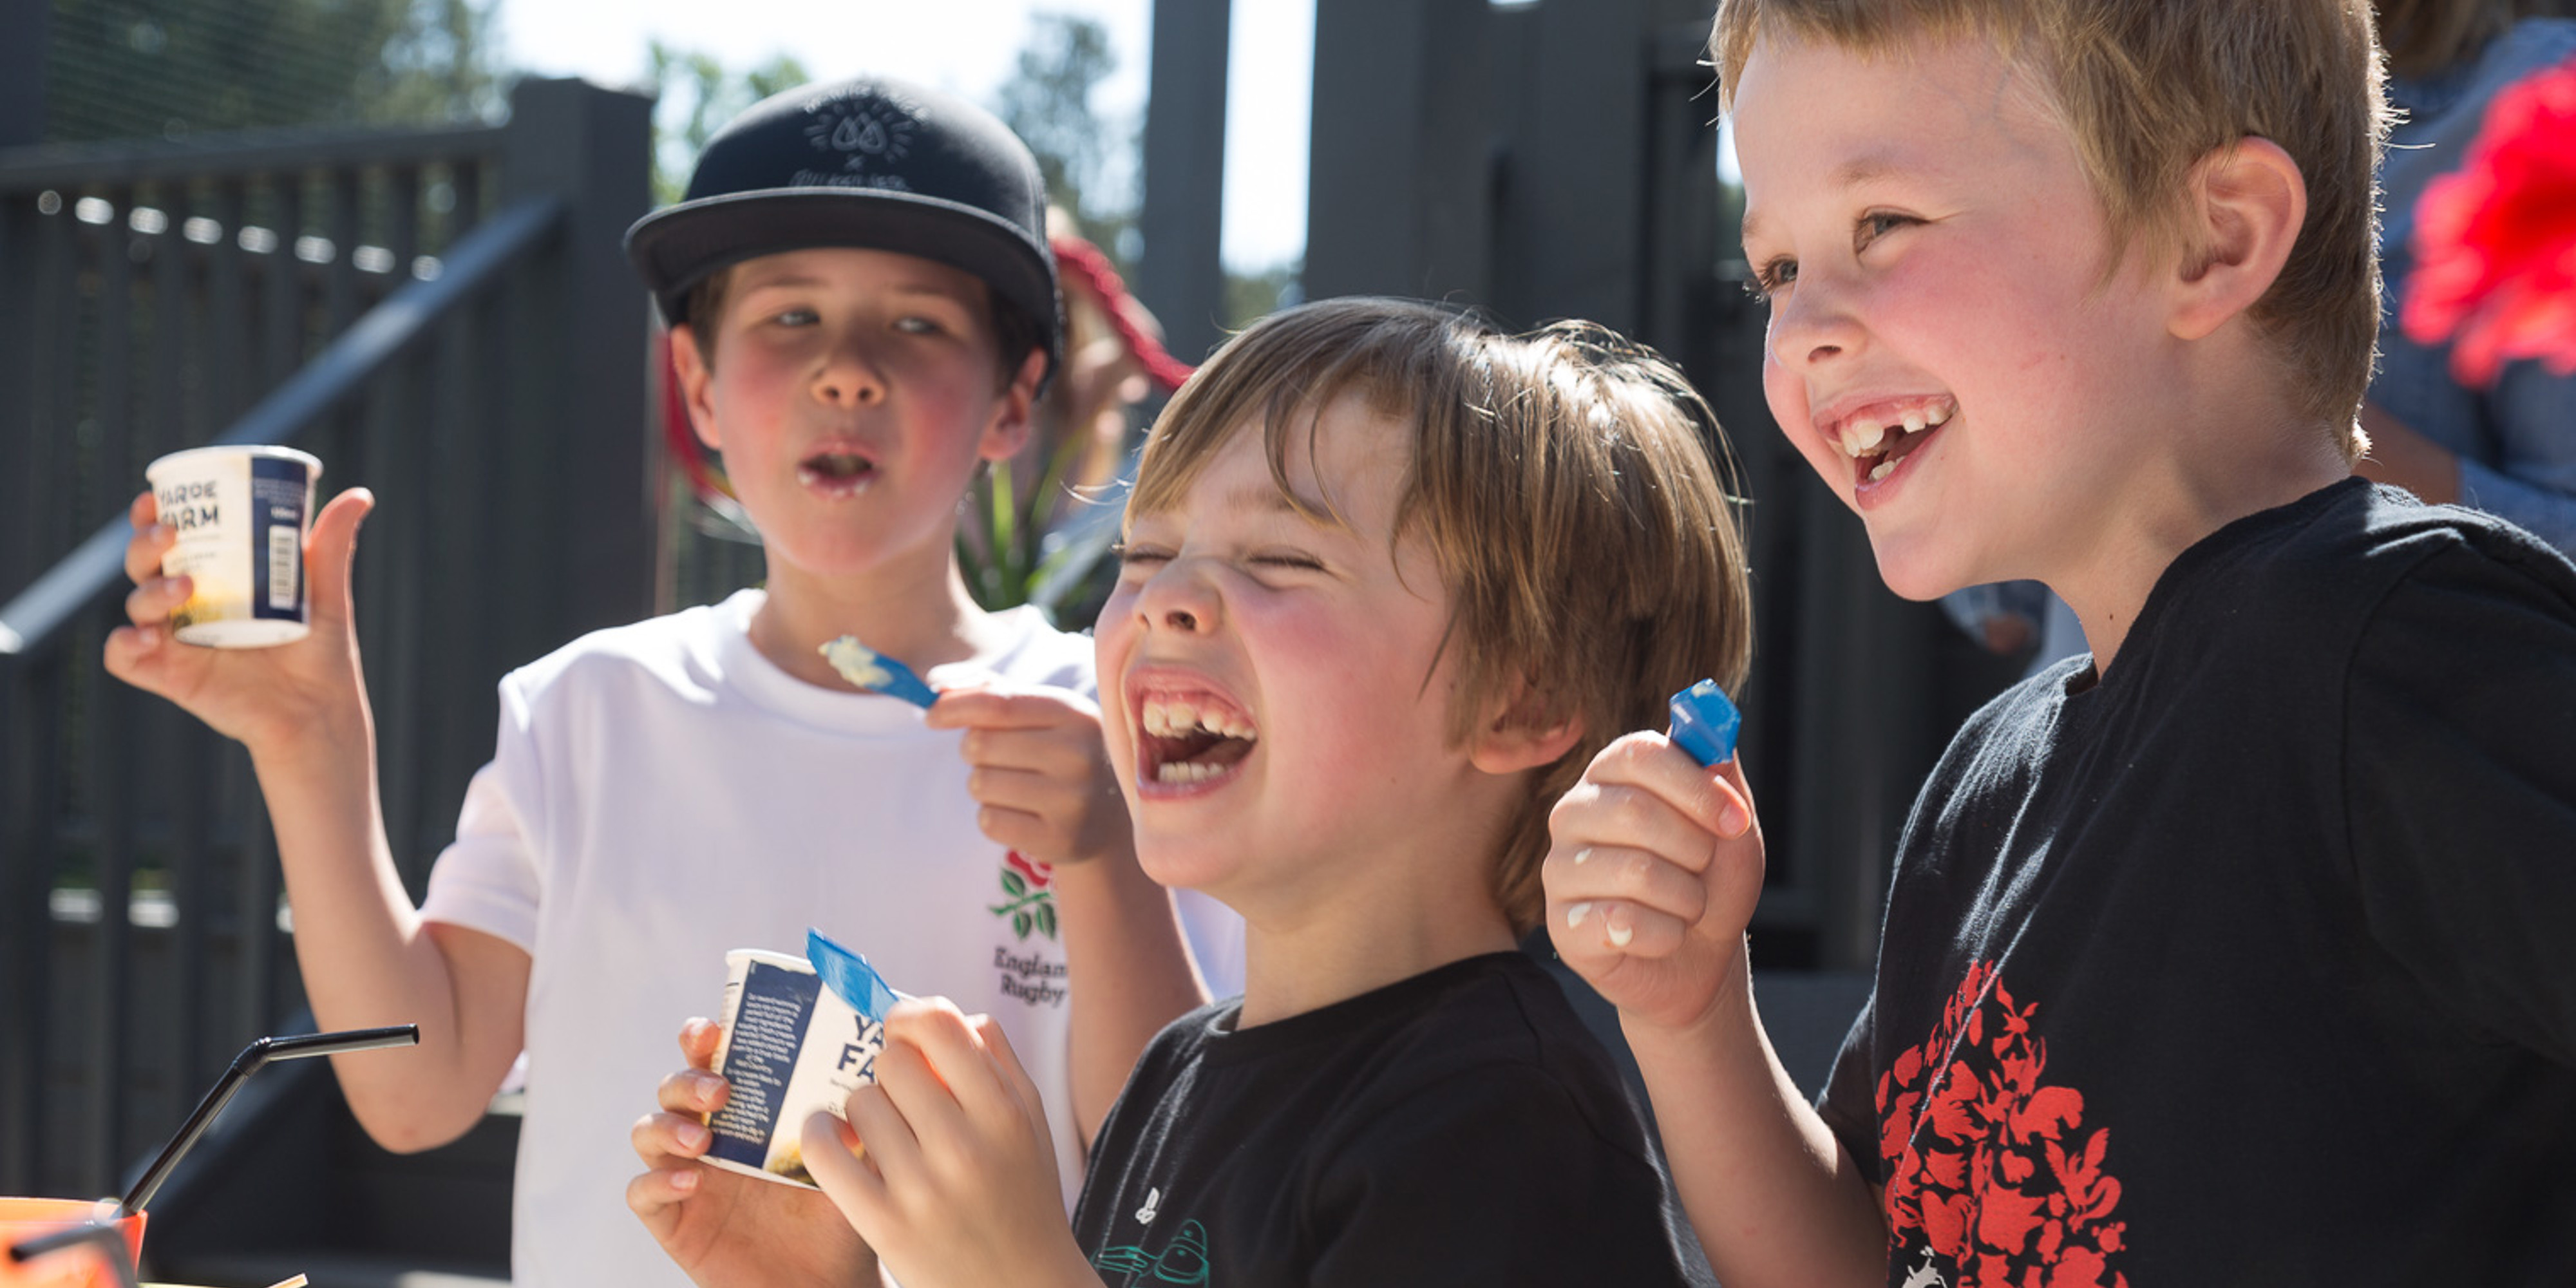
1815, 986, 1884, 1186
1305, 1066, 1698, 1287
2344, 539, 2576, 1068
417, 675, 547, 953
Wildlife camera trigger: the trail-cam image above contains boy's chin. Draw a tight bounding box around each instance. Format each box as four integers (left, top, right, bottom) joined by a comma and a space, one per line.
1866, 540, 1986, 604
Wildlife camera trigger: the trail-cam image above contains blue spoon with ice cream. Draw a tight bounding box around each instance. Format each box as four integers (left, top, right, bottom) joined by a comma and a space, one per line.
819, 636, 941, 708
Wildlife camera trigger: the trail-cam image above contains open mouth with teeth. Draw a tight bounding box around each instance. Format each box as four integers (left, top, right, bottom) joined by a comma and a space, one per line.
1138, 692, 1260, 787
1834, 399, 1955, 486
799, 450, 877, 493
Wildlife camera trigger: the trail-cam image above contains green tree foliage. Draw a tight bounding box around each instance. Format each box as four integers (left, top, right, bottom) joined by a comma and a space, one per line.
46, 0, 502, 142
995, 12, 1134, 266
645, 42, 810, 205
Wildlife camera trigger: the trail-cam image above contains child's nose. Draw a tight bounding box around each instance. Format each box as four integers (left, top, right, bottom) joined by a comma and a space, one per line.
811, 337, 888, 406
1133, 562, 1221, 635
1767, 273, 1861, 370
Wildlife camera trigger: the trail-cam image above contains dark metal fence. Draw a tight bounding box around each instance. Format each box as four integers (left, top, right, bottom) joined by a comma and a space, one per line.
0, 77, 655, 1202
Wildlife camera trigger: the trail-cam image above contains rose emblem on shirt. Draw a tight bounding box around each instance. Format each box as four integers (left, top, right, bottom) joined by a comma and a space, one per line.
991, 850, 1059, 940
1879, 961, 2128, 1288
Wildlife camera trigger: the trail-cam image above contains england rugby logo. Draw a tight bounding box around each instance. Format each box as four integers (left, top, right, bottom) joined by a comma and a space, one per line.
990, 850, 1059, 940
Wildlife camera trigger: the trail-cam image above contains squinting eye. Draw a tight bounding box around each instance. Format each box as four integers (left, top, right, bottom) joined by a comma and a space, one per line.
772, 308, 819, 327
1110, 542, 1170, 570
1857, 212, 1915, 249
894, 316, 942, 336
1747, 258, 1797, 302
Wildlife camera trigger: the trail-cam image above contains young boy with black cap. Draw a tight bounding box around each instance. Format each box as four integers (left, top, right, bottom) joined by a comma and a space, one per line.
106, 75, 1226, 1287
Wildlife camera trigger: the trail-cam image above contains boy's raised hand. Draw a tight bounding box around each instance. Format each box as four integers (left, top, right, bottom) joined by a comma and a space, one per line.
802, 998, 1095, 1288
627, 1018, 875, 1288
1544, 732, 1765, 1034
926, 686, 1129, 866
103, 488, 376, 755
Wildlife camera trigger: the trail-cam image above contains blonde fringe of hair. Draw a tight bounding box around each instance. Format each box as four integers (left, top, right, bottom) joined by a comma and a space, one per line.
1129, 298, 1754, 936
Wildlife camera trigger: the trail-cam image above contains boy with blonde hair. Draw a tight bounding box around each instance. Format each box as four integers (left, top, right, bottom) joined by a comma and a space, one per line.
109, 75, 1223, 1287
1546, 2, 2576, 1283
632, 296, 1751, 1285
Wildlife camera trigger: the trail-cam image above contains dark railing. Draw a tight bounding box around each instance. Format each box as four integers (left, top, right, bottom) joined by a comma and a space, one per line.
0, 77, 656, 1202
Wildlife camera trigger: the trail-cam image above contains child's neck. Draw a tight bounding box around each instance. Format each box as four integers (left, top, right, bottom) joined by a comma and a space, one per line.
747, 547, 1004, 691
2054, 384, 2354, 674
1229, 826, 1523, 1029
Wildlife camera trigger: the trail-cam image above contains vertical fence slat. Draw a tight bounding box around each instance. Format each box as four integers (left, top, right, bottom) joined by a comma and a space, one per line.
0, 189, 34, 1196
261, 176, 304, 390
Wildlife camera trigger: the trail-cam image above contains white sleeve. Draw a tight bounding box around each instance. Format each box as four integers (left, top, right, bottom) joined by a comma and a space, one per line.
418, 675, 545, 954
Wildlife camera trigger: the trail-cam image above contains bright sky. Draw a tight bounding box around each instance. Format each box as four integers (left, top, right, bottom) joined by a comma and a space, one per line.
495, 0, 1314, 272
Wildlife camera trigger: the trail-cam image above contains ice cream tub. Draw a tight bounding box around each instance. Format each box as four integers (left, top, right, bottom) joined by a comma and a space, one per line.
142, 445, 321, 648
703, 929, 903, 1188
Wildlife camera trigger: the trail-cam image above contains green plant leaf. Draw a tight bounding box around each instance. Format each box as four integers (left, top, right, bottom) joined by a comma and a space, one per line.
1001, 869, 1027, 897
1013, 910, 1034, 939
1035, 900, 1059, 940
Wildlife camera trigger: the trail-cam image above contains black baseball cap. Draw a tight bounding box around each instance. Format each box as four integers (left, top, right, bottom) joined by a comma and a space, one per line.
625, 74, 1062, 380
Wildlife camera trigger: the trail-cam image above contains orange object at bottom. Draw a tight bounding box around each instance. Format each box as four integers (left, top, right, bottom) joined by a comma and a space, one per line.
0, 1198, 146, 1287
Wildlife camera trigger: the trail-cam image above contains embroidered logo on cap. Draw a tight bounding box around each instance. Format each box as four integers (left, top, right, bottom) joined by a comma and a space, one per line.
786, 90, 923, 192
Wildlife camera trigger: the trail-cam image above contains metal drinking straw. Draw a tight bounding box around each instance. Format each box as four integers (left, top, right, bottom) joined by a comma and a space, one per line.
120, 1023, 420, 1215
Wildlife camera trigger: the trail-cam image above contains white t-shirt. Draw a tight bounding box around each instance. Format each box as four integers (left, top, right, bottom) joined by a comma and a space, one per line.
419, 589, 1242, 1288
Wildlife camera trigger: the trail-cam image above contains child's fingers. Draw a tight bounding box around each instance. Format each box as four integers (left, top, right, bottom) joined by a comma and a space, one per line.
623, 1160, 703, 1233
102, 623, 173, 690
122, 501, 172, 585
122, 574, 191, 629
879, 1001, 1021, 1126
800, 1108, 892, 1236
840, 1084, 925, 1193
970, 1015, 1054, 1144
956, 724, 1090, 776
964, 763, 1072, 818
925, 685, 1095, 734
1542, 842, 1710, 927
677, 1016, 724, 1070
1555, 896, 1690, 961
656, 1066, 731, 1117
1549, 777, 1728, 877
301, 489, 374, 632
1577, 732, 1748, 840
630, 1108, 715, 1168
969, 801, 1050, 857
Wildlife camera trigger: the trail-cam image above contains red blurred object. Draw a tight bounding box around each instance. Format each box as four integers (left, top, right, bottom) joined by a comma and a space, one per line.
2401, 57, 2576, 384
0, 1198, 144, 1288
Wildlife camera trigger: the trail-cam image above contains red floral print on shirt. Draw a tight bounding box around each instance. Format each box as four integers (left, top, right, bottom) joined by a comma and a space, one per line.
1879, 961, 2128, 1288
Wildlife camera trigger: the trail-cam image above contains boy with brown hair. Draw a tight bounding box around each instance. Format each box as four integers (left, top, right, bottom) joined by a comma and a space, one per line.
1545, 2, 2576, 1284
631, 296, 1752, 1285
107, 75, 1221, 1287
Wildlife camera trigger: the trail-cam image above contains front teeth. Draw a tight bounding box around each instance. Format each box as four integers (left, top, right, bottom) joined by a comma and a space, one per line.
1155, 761, 1229, 784
1869, 460, 1897, 482
1141, 697, 1258, 741
1835, 403, 1955, 457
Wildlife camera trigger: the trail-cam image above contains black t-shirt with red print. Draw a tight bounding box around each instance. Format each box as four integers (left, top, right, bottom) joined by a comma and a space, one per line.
1821, 479, 2576, 1287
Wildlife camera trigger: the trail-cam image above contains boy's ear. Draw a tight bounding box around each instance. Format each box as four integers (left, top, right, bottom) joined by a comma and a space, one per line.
2166, 137, 2306, 343
669, 323, 723, 452
1468, 684, 1586, 776
978, 346, 1049, 463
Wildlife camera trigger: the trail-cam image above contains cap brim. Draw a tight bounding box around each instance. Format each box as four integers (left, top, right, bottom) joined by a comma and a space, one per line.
625, 187, 1061, 372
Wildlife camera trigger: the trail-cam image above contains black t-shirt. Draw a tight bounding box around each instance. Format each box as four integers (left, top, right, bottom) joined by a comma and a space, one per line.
1819, 480, 2576, 1286
1072, 952, 1705, 1287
